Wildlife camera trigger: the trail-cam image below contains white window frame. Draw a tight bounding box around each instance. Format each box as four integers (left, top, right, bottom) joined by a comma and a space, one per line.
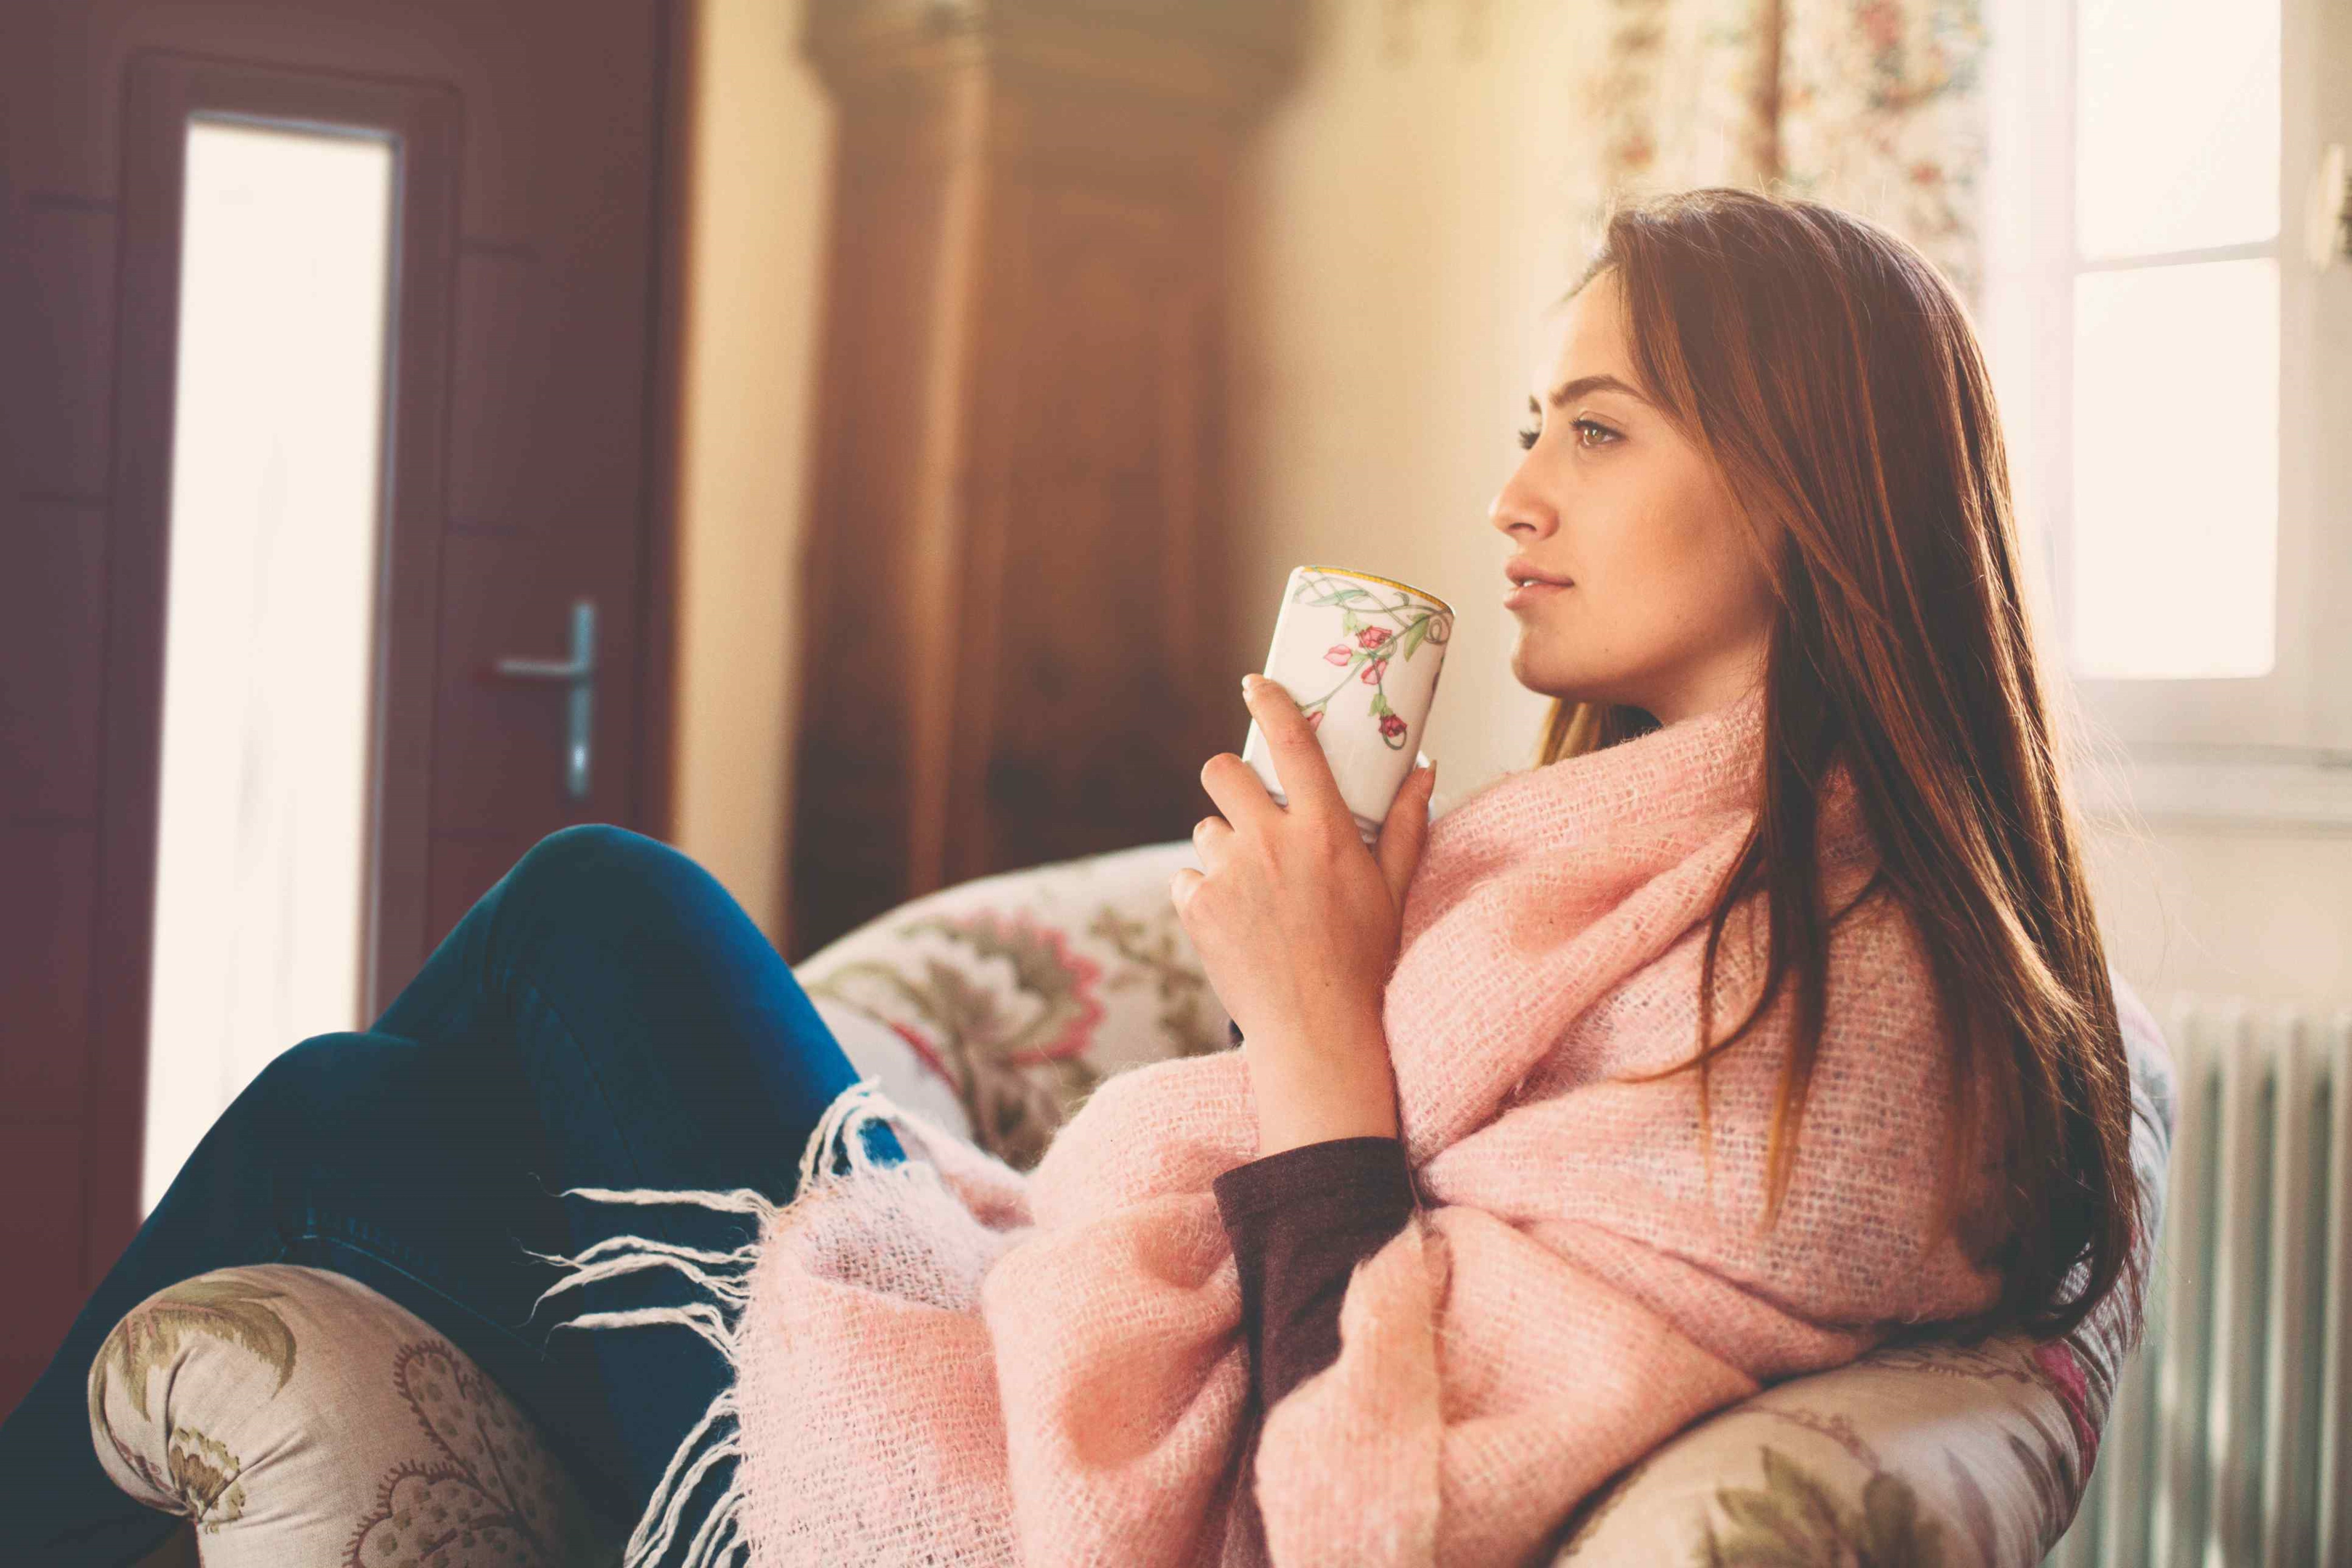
1981, 0, 2352, 831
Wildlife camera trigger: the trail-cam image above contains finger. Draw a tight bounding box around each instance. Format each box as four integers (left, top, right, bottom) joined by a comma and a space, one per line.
1376, 759, 1436, 905
1201, 752, 1282, 836
1190, 812, 1234, 871
1169, 866, 1204, 914
1242, 674, 1350, 824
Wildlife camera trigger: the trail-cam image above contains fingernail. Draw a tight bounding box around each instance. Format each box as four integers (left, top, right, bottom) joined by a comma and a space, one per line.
1242, 673, 1261, 695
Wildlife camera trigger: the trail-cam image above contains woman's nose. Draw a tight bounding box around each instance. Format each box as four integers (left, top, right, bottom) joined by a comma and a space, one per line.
1488, 464, 1556, 540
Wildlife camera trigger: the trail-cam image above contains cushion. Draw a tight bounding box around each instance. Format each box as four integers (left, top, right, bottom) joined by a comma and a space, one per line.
801, 840, 1228, 1171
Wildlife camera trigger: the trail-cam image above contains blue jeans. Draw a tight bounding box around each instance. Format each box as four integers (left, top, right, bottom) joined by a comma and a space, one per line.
0, 823, 906, 1564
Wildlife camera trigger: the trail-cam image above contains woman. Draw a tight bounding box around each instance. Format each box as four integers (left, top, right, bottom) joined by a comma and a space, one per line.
1, 186, 2145, 1567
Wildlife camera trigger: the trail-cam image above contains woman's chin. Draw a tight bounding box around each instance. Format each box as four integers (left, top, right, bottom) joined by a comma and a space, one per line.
1516, 672, 1595, 707
1510, 645, 1583, 703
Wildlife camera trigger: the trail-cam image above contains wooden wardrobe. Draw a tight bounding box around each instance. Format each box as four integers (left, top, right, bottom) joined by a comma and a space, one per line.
784, 0, 1305, 958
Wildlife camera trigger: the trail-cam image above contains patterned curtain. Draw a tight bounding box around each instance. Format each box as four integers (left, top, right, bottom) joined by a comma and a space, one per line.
1590, 0, 1988, 306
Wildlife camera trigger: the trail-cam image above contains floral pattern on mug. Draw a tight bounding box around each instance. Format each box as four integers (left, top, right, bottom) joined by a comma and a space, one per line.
1294, 573, 1453, 751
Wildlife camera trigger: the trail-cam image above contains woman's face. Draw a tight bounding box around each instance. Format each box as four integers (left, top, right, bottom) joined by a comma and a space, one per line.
1490, 267, 1777, 727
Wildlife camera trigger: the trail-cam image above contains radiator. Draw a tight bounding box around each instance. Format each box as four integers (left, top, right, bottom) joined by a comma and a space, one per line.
2047, 997, 2352, 1568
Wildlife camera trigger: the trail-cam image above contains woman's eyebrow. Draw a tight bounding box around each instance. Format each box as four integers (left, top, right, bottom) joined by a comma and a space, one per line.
1545, 373, 1651, 409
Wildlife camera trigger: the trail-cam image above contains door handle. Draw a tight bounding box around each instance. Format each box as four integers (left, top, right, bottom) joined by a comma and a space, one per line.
494, 598, 597, 801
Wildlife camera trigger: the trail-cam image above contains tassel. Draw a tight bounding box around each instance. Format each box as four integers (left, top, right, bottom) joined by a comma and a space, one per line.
535, 1074, 918, 1568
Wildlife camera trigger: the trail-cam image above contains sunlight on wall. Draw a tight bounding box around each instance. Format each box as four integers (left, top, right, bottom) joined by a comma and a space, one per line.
1225, 0, 1614, 812
144, 119, 393, 1211
670, 0, 838, 948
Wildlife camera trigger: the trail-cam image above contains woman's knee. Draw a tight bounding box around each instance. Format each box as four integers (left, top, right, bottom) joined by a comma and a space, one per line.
504, 823, 702, 918
229, 1031, 414, 1142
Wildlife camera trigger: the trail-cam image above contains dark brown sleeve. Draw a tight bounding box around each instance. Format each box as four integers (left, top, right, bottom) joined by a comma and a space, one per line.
1212, 1134, 1420, 1410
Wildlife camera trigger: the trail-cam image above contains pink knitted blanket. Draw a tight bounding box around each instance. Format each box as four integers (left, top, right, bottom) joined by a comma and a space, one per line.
568, 692, 2004, 1568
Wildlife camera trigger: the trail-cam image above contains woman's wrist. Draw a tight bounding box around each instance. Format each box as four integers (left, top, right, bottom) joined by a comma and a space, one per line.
1242, 1034, 1401, 1155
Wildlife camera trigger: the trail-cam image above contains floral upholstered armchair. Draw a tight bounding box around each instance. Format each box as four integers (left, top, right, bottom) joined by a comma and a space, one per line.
94, 840, 2175, 1568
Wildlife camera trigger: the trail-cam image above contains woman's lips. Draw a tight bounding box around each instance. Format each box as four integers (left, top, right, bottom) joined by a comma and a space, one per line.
1503, 579, 1570, 610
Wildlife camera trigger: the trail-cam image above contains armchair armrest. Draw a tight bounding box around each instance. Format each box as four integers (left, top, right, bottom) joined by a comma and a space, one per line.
1551, 1331, 2094, 1566
87, 1264, 616, 1567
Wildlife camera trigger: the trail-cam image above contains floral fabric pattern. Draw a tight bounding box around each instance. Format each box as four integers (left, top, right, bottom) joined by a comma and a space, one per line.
160, 1425, 248, 1534
87, 1265, 616, 1568
89, 1273, 298, 1425
1549, 1341, 2087, 1566
809, 910, 1106, 1169
799, 841, 1233, 1171
346, 1342, 606, 1568
1781, 0, 1988, 302
86, 1274, 300, 1533
1588, 0, 1988, 306
1703, 1446, 1953, 1565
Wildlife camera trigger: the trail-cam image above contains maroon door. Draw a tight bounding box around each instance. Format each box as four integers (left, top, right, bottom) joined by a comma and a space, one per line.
0, 0, 685, 1413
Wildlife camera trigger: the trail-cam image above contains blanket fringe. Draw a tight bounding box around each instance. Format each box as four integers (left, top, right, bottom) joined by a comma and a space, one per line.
531, 1075, 915, 1568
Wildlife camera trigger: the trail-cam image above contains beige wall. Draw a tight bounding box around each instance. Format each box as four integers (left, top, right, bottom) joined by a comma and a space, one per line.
668, 0, 2351, 1008
2087, 825, 2352, 1013
668, 0, 834, 947
1226, 0, 1613, 809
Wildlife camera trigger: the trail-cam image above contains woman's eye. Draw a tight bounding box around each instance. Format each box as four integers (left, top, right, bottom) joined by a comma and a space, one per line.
1521, 419, 1620, 452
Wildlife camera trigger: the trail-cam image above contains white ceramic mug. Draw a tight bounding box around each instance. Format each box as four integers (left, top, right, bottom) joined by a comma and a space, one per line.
1241, 565, 1455, 845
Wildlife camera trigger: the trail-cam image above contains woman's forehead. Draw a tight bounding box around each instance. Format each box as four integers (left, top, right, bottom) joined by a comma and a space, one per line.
1533, 271, 1633, 397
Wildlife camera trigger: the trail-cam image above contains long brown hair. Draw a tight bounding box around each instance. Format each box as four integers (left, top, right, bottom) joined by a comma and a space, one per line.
1540, 188, 2140, 1340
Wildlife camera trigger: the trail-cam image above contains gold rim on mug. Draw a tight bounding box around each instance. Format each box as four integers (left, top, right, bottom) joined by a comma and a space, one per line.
1296, 564, 1455, 617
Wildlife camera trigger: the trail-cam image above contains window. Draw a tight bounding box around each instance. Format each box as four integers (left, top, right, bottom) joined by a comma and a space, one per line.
1983, 0, 2352, 825
142, 117, 396, 1212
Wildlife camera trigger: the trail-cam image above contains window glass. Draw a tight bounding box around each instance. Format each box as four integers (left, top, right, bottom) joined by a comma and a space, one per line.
144, 118, 396, 1212
2069, 257, 2279, 679
2075, 0, 2280, 259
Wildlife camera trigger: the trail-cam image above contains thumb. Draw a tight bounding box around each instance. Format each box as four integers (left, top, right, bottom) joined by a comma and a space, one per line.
1376, 757, 1436, 907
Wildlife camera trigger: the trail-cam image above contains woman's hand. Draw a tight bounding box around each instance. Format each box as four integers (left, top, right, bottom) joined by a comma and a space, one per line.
1171, 673, 1437, 1154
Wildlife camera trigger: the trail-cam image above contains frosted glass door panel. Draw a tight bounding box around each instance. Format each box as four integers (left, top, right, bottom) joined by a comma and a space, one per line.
143, 118, 396, 1212
2075, 0, 2280, 259
2069, 258, 2279, 681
